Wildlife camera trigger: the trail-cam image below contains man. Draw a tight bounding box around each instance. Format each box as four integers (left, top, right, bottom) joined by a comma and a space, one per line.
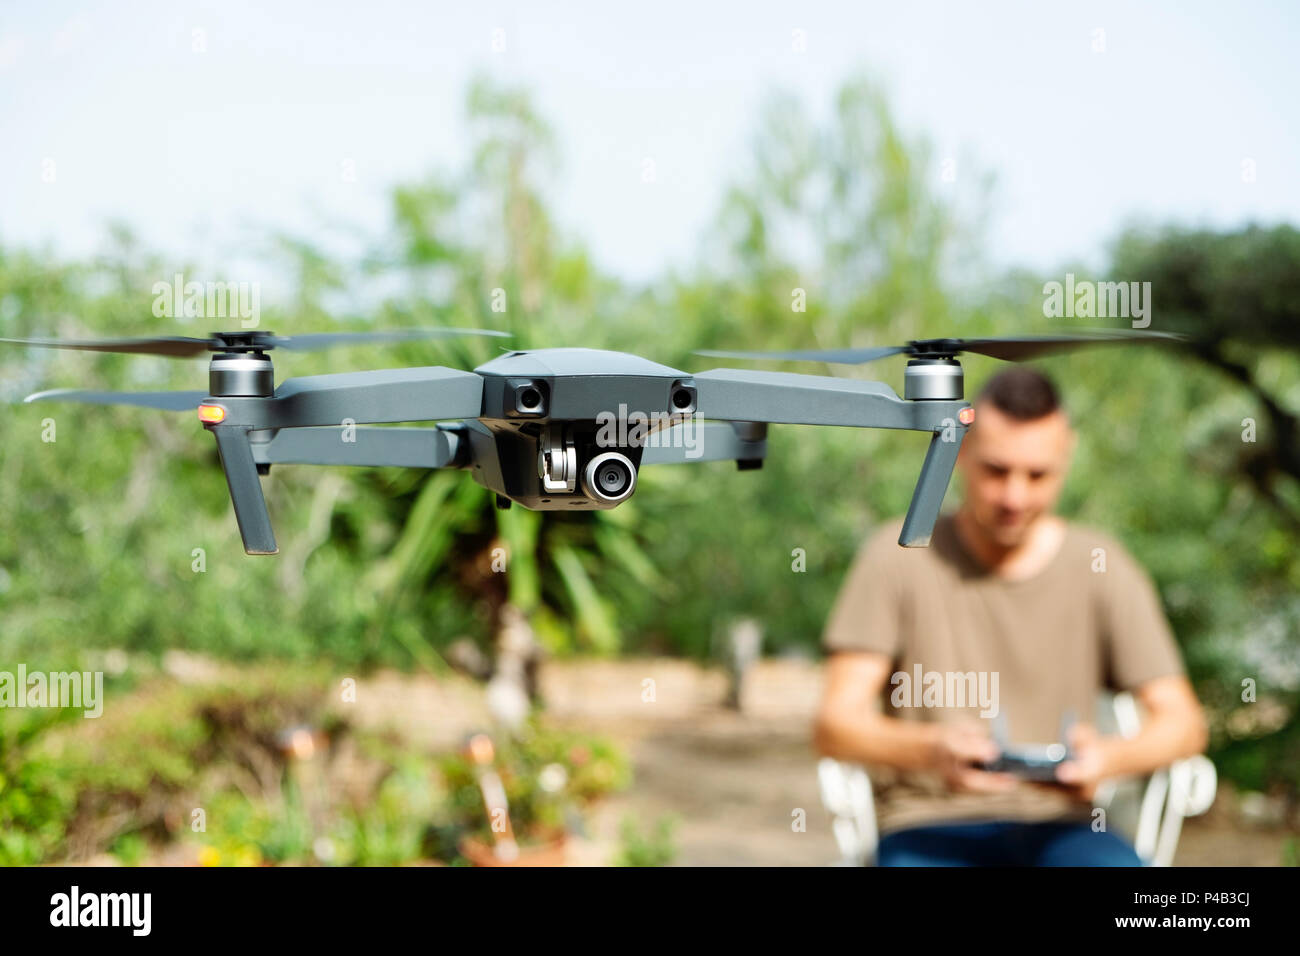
814, 366, 1207, 866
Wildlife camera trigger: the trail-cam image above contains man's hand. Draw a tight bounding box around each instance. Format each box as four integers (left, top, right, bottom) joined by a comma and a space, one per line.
931, 720, 1019, 794
817, 654, 1020, 791
1047, 678, 1208, 803
1049, 722, 1114, 802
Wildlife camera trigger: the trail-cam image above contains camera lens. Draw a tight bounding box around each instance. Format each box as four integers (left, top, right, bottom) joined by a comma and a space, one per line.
599, 463, 624, 491
583, 452, 637, 504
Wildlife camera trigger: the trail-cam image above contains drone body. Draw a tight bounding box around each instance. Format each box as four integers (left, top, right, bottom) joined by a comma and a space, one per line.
10, 327, 1180, 556
466, 348, 702, 512
198, 342, 967, 553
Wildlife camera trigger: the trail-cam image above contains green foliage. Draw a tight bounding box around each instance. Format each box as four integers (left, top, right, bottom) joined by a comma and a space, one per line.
0, 710, 79, 865
613, 813, 678, 867
0, 667, 329, 863
336, 760, 445, 866
0, 667, 632, 865
109, 831, 148, 866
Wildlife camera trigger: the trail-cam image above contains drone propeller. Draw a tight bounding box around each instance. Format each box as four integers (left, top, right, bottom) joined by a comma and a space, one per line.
697, 329, 1185, 365
23, 388, 207, 411
0, 327, 509, 359
696, 344, 909, 365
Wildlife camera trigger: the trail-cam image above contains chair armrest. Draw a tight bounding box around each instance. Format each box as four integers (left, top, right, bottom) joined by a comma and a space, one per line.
1135, 754, 1218, 866
817, 758, 879, 866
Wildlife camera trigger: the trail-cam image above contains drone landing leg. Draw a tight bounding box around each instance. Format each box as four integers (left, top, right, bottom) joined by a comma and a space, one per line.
210, 425, 278, 555
899, 424, 966, 548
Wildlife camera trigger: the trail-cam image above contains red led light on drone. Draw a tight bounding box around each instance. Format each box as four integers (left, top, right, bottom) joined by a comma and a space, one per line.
197, 404, 227, 424
958, 407, 975, 425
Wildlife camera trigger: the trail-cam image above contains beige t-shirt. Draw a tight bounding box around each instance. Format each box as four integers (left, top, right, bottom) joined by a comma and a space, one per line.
822, 513, 1185, 834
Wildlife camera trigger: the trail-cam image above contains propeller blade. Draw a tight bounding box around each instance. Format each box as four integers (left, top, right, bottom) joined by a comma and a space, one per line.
269, 328, 510, 350
698, 330, 1185, 365
695, 345, 909, 365
8, 328, 509, 418
936, 330, 1186, 362
1, 327, 508, 358
0, 335, 211, 357
23, 388, 207, 411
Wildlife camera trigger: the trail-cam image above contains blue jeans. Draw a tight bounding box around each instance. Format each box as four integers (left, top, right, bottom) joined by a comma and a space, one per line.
877, 820, 1143, 866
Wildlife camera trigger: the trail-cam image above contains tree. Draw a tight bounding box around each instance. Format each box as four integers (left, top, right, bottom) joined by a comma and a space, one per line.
1112, 225, 1300, 529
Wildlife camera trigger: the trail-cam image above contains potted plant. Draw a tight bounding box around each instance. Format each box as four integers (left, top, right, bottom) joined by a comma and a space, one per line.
435, 721, 629, 866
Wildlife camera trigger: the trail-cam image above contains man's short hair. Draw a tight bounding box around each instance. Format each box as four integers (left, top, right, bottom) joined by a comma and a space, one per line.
976, 366, 1062, 421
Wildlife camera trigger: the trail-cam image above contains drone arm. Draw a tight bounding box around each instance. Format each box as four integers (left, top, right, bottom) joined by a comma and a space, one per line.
257, 367, 484, 428
205, 368, 483, 554
209, 424, 278, 555
693, 367, 940, 428
638, 420, 767, 466
250, 425, 467, 469
693, 368, 970, 547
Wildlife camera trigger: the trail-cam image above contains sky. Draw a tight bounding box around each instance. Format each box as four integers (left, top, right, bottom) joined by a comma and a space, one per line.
2, 0, 1299, 293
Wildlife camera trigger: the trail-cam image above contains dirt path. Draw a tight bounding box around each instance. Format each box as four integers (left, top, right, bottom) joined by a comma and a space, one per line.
537, 657, 836, 865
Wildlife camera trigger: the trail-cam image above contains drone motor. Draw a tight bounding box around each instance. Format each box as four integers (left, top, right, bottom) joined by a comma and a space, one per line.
902, 358, 964, 401
209, 351, 275, 397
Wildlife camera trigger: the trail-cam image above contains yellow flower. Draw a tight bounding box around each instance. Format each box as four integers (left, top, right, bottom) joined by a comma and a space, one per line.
198, 845, 221, 867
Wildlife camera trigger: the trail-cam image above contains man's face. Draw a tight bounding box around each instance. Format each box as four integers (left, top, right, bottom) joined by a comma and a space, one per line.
956, 403, 1075, 548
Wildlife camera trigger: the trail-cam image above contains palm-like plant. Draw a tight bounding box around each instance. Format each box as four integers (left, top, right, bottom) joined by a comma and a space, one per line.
356, 77, 664, 673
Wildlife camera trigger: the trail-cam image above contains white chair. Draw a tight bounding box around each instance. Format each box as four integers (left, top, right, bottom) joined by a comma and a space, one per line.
818, 692, 1217, 866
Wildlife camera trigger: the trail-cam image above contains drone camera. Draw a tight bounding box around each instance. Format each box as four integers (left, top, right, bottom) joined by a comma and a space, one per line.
583, 451, 637, 504
669, 381, 697, 415
505, 379, 548, 417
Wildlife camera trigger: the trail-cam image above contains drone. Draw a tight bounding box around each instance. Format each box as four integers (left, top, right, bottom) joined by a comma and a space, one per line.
4, 327, 1180, 555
